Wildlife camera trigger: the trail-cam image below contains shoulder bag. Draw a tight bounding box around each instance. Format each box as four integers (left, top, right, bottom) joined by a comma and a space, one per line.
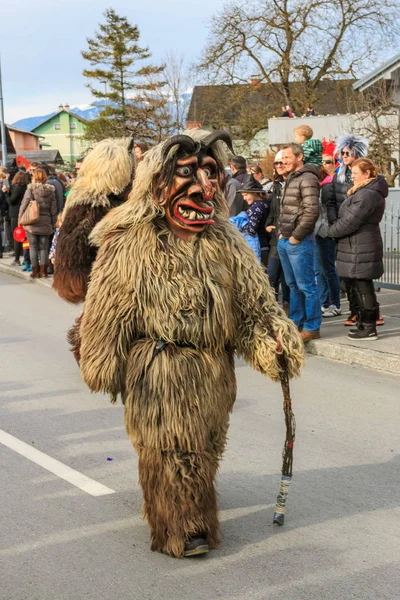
20, 188, 40, 226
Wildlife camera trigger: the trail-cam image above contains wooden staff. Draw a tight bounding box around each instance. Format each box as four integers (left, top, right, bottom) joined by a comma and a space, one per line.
273, 353, 296, 526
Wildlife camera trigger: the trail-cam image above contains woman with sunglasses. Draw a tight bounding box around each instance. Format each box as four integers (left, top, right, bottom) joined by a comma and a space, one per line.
265, 151, 290, 311
314, 154, 341, 317
248, 164, 271, 191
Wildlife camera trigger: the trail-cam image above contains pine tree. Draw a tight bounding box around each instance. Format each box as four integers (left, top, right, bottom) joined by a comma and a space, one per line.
82, 8, 169, 140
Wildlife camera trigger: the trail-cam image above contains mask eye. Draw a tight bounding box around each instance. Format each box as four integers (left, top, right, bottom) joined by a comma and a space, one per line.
176, 165, 193, 177
202, 166, 214, 178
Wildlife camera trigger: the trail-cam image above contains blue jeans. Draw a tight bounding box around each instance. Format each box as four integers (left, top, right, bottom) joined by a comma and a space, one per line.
315, 236, 341, 308
278, 235, 322, 332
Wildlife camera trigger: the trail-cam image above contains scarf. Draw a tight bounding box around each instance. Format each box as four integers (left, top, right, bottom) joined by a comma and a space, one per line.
347, 177, 376, 197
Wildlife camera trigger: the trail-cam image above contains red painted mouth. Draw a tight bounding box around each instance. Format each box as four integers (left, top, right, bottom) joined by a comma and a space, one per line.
173, 199, 215, 226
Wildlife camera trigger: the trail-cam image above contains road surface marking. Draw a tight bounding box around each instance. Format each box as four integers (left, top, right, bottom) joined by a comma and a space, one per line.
0, 429, 116, 497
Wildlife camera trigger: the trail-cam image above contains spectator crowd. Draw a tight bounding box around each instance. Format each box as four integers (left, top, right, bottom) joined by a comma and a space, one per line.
227, 125, 387, 342
0, 125, 388, 343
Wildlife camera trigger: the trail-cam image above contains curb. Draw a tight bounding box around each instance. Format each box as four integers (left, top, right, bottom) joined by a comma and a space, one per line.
305, 339, 400, 376
1, 260, 399, 376
0, 262, 52, 289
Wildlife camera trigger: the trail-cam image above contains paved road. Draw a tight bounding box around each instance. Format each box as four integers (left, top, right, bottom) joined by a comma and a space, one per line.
1, 272, 399, 600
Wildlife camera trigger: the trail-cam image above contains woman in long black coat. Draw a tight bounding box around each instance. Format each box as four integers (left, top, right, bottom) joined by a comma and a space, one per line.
328, 158, 387, 341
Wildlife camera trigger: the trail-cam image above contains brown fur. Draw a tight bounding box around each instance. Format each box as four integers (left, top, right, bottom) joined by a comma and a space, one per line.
53, 204, 109, 303
79, 130, 304, 558
67, 315, 83, 364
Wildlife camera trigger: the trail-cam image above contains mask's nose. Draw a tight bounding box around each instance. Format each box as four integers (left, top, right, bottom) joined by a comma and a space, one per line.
196, 168, 215, 201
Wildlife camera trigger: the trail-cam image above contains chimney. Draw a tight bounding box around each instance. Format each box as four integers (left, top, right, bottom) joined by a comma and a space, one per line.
64, 103, 70, 112
58, 104, 63, 111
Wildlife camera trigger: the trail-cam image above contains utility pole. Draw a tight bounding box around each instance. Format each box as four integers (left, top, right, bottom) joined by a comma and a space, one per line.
0, 56, 7, 167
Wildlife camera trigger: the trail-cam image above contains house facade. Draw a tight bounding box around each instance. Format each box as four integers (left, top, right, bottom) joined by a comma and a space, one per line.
186, 79, 359, 159
32, 105, 89, 165
7, 125, 41, 153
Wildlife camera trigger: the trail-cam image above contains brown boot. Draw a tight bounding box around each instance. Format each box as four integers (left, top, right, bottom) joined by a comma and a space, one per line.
301, 329, 321, 342
30, 265, 40, 279
40, 264, 48, 278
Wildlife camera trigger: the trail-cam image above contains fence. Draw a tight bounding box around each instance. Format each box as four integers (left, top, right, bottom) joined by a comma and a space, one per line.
378, 188, 400, 290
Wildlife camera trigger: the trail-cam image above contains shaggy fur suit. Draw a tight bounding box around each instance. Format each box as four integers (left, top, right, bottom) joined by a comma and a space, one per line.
53, 138, 134, 361
78, 132, 304, 558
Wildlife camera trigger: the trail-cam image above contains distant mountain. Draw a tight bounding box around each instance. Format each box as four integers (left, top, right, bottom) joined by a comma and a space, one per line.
12, 93, 193, 132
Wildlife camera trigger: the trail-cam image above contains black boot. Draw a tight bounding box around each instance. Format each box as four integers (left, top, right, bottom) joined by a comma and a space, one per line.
183, 535, 209, 557
348, 309, 378, 341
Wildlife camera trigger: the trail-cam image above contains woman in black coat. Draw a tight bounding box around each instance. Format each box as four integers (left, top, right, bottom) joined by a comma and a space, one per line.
4, 171, 28, 265
328, 158, 387, 341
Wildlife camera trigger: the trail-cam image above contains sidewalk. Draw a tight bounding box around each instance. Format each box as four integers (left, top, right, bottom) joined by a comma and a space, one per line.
308, 289, 400, 375
1, 255, 399, 375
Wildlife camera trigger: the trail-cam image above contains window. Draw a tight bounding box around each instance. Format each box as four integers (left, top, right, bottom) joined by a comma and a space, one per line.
70, 122, 77, 130
54, 123, 61, 130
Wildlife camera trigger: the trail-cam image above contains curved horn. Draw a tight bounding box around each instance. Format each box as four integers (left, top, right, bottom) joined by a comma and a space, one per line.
203, 130, 234, 154
162, 135, 199, 161
128, 136, 135, 152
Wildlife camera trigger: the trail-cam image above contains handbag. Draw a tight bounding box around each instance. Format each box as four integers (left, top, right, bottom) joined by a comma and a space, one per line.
20, 189, 40, 226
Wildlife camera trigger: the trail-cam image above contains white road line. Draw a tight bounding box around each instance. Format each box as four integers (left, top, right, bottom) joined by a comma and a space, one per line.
0, 429, 116, 497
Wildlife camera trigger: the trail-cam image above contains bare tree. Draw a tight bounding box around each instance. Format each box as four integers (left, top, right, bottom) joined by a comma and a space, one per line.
164, 51, 188, 132
198, 0, 399, 115
353, 80, 400, 187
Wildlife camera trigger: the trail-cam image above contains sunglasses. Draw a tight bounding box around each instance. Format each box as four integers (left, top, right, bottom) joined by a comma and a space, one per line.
274, 161, 284, 166
341, 151, 351, 157
322, 160, 333, 164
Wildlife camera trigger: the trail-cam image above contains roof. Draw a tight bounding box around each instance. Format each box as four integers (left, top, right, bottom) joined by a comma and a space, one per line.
353, 52, 400, 91
6, 124, 41, 137
0, 127, 16, 155
31, 109, 88, 131
8, 150, 64, 164
187, 80, 359, 129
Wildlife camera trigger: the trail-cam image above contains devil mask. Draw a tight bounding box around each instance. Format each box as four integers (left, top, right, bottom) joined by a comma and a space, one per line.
156, 131, 234, 240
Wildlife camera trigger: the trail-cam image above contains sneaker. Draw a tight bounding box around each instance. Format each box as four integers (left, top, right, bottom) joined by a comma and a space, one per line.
343, 315, 357, 326
376, 313, 384, 326
321, 306, 329, 314
348, 328, 378, 341
11, 259, 21, 267
322, 305, 342, 318
301, 329, 321, 342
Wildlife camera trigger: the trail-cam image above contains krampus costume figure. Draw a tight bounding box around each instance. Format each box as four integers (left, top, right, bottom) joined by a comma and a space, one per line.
79, 129, 304, 558
53, 138, 135, 360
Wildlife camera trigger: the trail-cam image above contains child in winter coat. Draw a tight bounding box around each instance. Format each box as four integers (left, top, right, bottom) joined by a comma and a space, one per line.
294, 124, 323, 167
49, 213, 63, 266
229, 178, 270, 263
22, 237, 32, 272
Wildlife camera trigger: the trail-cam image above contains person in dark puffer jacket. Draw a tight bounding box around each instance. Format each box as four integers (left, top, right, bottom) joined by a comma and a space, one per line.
328, 158, 387, 341
277, 143, 321, 341
326, 134, 370, 325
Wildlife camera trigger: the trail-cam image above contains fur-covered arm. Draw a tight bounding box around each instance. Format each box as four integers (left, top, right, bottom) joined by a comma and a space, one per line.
53, 204, 109, 303
79, 235, 136, 401
232, 234, 304, 381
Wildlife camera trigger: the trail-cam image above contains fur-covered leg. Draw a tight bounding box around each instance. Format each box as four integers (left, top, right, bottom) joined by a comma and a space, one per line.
67, 314, 83, 364
138, 446, 221, 558
124, 342, 236, 558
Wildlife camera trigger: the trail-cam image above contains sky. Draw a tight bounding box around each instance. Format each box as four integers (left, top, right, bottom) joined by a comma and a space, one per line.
1, 0, 221, 123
